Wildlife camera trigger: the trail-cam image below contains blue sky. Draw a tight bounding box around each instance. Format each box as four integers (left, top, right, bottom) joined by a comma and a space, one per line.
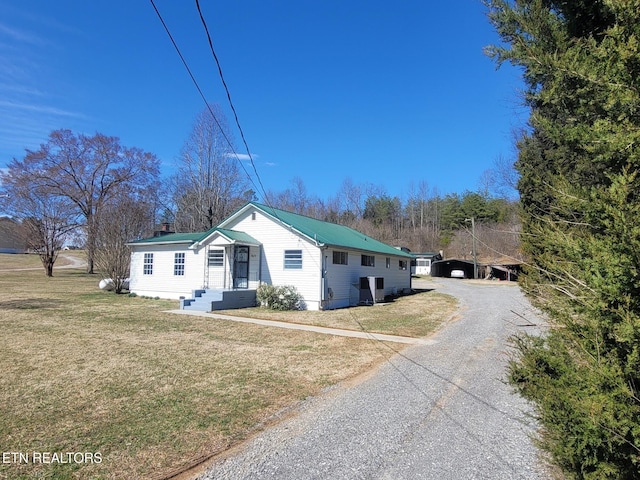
0, 1, 526, 202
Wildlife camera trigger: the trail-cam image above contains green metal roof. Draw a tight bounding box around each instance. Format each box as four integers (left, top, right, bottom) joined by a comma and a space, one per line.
130, 203, 412, 258
128, 227, 259, 247
128, 231, 209, 245
206, 228, 261, 245
247, 202, 413, 258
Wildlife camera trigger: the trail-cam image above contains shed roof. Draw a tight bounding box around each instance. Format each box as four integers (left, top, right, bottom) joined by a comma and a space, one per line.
223, 202, 413, 258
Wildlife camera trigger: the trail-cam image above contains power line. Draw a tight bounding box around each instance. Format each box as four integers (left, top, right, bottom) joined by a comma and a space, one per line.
194, 0, 270, 203
149, 0, 259, 197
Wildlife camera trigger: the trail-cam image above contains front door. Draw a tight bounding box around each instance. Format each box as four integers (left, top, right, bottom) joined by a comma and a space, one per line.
233, 245, 249, 289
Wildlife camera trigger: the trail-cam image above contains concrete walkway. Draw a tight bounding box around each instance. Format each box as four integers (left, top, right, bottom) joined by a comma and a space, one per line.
165, 309, 437, 345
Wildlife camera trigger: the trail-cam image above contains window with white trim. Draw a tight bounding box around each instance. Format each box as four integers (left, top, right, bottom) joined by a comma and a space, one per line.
361, 254, 375, 267
208, 249, 224, 267
386, 257, 391, 269
284, 249, 303, 269
174, 252, 185, 276
333, 251, 348, 265
143, 253, 153, 275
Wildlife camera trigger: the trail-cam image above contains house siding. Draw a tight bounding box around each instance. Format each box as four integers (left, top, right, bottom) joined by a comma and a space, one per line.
129, 244, 204, 299
224, 208, 323, 310
322, 248, 412, 309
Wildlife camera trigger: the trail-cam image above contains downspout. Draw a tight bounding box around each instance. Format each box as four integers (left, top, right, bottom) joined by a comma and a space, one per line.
320, 246, 328, 310
257, 244, 262, 288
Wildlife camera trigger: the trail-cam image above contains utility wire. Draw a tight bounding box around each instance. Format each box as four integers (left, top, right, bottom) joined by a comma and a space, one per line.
194, 0, 270, 203
149, 0, 259, 196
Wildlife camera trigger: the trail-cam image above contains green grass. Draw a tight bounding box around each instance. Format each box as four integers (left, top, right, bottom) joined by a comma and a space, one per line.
218, 288, 457, 338
0, 255, 457, 479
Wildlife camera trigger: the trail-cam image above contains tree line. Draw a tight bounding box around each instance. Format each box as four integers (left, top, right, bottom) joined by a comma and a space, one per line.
262, 177, 521, 261
0, 103, 521, 285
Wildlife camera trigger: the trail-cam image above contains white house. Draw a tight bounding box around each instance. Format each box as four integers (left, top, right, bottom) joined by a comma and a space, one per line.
128, 202, 414, 311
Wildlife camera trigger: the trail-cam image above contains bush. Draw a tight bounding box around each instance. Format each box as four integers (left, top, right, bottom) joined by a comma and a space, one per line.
256, 284, 302, 311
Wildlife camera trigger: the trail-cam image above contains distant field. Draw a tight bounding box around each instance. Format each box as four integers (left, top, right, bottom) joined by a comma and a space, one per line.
0, 252, 45, 269
0, 251, 85, 270
0, 255, 457, 480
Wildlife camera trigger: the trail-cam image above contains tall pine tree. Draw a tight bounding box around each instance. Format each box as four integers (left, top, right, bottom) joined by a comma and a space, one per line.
486, 0, 640, 478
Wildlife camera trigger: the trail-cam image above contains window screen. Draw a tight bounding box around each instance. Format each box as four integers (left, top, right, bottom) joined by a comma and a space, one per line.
208, 249, 224, 267
284, 250, 303, 269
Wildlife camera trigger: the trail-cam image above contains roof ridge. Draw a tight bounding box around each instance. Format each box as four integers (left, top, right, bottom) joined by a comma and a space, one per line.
249, 202, 412, 258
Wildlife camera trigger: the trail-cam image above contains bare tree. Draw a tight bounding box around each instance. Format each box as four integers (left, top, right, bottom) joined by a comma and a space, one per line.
1, 129, 160, 274
10, 187, 79, 276
265, 177, 316, 215
406, 179, 430, 231
172, 105, 251, 232
487, 154, 520, 200
94, 192, 155, 293
336, 178, 364, 219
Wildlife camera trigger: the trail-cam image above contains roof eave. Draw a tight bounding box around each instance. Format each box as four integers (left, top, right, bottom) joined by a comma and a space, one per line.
127, 239, 196, 247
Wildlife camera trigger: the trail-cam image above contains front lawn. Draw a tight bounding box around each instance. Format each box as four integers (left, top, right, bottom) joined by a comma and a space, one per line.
0, 255, 457, 479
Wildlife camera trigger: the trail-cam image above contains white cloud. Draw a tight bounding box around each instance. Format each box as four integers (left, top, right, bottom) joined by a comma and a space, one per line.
0, 100, 88, 162
0, 100, 84, 118
0, 21, 45, 46
226, 153, 259, 161
0, 83, 44, 97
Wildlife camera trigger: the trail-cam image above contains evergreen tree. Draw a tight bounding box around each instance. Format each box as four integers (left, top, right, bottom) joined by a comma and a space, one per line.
487, 0, 640, 478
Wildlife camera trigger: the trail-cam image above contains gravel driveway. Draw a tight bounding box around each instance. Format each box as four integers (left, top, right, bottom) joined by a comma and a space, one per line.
198, 278, 551, 480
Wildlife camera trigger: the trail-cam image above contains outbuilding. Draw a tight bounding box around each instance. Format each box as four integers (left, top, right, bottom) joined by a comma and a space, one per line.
430, 258, 476, 279
410, 252, 442, 276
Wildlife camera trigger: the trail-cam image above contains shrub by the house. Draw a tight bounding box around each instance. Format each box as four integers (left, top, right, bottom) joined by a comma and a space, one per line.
256, 284, 302, 311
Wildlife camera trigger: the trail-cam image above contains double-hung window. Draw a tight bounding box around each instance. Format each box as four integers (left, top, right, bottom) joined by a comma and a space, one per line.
284, 249, 303, 269
361, 254, 375, 267
333, 251, 348, 265
143, 253, 153, 275
174, 252, 185, 276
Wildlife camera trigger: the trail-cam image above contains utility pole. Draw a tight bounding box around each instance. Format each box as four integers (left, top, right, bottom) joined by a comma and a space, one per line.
465, 217, 477, 279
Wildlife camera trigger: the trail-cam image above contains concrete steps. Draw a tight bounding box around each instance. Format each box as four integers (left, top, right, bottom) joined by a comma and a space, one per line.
180, 289, 257, 312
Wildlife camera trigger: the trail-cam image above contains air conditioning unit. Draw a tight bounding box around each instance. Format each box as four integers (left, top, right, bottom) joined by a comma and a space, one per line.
359, 276, 385, 304
359, 277, 373, 305
370, 276, 385, 303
